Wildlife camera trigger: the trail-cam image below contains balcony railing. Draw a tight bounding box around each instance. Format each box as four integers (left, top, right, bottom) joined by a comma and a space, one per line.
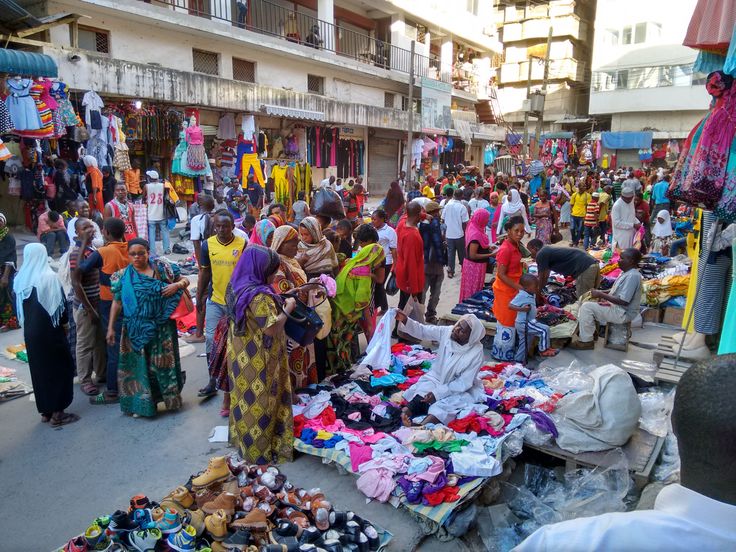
145, 0, 446, 83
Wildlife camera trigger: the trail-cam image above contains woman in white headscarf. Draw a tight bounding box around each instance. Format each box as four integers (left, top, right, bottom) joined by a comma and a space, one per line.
496, 188, 532, 236
651, 209, 673, 255
14, 243, 78, 426
395, 311, 487, 425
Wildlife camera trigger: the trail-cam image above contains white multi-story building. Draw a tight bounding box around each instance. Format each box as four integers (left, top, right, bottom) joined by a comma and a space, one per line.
2, 0, 504, 195
589, 0, 710, 166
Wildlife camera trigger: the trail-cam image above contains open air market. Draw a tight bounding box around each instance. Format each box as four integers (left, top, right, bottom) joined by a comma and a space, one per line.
0, 0, 734, 550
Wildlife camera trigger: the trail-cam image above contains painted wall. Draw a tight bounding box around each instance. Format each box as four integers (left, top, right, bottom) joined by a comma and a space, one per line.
611, 111, 705, 136
590, 85, 710, 116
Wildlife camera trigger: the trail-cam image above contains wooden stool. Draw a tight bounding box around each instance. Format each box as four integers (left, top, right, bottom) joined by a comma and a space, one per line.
604, 321, 631, 351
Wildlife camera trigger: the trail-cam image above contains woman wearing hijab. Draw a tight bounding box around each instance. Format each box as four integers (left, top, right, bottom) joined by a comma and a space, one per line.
270, 225, 318, 387
0, 214, 18, 330
496, 188, 531, 237
249, 218, 276, 247
83, 156, 104, 218
395, 310, 486, 426
297, 216, 339, 279
327, 224, 385, 374
107, 238, 189, 417
652, 210, 673, 255
226, 245, 296, 464
460, 209, 497, 302
101, 166, 117, 206
14, 243, 77, 426
382, 181, 406, 228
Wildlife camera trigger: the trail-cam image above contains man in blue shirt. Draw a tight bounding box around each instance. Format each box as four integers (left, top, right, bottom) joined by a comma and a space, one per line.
650, 175, 671, 224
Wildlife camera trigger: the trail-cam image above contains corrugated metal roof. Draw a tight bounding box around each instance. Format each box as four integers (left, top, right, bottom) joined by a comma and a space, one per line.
0, 48, 58, 77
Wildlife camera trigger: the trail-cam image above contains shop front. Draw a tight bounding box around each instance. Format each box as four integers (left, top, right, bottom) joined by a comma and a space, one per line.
368, 128, 403, 195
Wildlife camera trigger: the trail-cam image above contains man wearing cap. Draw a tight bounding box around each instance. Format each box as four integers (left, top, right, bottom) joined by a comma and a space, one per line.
611, 181, 639, 250
143, 169, 171, 255
419, 201, 447, 324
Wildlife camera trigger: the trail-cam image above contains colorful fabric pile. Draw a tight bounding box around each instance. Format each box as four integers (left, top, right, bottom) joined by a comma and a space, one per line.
293, 357, 561, 526
642, 274, 691, 307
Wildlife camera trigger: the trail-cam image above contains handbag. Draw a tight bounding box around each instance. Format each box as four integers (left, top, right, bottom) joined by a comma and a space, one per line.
283, 293, 325, 347
385, 272, 399, 296
170, 288, 194, 319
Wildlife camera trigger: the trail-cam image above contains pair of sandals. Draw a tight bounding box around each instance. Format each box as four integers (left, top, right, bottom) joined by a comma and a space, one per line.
41, 412, 80, 427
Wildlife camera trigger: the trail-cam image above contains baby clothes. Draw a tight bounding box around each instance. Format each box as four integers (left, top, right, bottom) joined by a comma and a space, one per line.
5, 78, 41, 130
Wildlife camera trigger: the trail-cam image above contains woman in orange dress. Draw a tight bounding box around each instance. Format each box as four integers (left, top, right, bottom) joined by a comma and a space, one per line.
492, 216, 526, 360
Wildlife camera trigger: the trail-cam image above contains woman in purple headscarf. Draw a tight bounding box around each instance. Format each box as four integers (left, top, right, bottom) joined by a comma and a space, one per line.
226, 245, 297, 464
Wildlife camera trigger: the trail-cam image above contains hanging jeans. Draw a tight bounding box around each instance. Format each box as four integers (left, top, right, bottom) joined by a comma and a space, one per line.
148, 219, 171, 255
241, 153, 265, 186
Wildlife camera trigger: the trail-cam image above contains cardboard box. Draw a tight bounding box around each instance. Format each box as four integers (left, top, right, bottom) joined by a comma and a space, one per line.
662, 307, 684, 327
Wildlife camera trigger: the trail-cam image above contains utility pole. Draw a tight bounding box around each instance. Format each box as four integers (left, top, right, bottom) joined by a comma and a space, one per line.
534, 27, 553, 159
521, 55, 533, 159
406, 40, 416, 182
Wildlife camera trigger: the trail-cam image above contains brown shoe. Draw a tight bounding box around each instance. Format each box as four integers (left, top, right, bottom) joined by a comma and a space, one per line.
202, 492, 239, 516
192, 456, 232, 488
194, 488, 220, 509
569, 340, 595, 350
230, 509, 269, 531
160, 486, 194, 513
204, 509, 231, 541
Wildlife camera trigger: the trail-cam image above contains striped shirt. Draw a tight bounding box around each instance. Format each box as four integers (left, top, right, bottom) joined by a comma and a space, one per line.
69, 243, 100, 308
584, 202, 600, 227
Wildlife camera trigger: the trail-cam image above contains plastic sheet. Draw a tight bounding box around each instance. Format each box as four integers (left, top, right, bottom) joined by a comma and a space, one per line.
638, 389, 674, 438
312, 188, 345, 219
520, 417, 553, 447
535, 360, 596, 394
653, 432, 681, 482
495, 450, 632, 549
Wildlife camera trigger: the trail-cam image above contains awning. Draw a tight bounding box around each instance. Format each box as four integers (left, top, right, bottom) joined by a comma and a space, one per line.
601, 131, 653, 150
0, 47, 57, 77
541, 131, 574, 140
554, 117, 593, 125
473, 128, 506, 142
260, 104, 325, 121
453, 119, 473, 144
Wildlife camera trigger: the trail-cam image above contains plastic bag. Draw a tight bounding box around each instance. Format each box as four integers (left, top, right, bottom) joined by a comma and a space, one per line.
521, 417, 553, 447
312, 188, 345, 219
653, 432, 680, 482
361, 308, 396, 369
535, 360, 596, 394
384, 273, 399, 296
638, 389, 674, 438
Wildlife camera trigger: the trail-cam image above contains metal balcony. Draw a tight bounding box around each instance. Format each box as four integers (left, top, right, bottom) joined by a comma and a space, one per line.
145, 0, 446, 82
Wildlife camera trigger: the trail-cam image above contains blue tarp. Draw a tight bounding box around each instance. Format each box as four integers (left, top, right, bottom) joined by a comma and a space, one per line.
601, 131, 653, 150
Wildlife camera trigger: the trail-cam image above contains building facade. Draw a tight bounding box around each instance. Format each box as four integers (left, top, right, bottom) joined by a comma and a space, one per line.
6, 0, 504, 196
588, 0, 710, 166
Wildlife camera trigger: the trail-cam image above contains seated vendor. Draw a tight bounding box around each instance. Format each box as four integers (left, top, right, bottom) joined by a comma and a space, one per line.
527, 239, 600, 298
570, 248, 642, 350
395, 311, 486, 426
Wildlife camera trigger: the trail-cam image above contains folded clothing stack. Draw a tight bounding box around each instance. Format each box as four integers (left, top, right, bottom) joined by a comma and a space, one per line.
451, 289, 495, 322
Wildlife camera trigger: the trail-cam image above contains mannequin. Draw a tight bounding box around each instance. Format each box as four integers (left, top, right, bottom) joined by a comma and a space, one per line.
673, 213, 733, 359
186, 115, 206, 171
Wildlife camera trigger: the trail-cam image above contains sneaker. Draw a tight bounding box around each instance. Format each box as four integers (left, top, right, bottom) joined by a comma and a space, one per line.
167, 525, 197, 552
63, 536, 88, 552
192, 457, 231, 488
132, 508, 155, 530
155, 508, 182, 534
84, 524, 104, 548
108, 510, 139, 534
94, 516, 111, 531
129, 495, 151, 514
128, 528, 162, 552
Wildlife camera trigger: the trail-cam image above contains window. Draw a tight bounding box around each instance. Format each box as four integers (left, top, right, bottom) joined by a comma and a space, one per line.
307, 74, 325, 95
232, 58, 255, 83
192, 49, 219, 75
634, 22, 647, 44
616, 69, 628, 89
622, 25, 632, 45
78, 26, 110, 54
466, 0, 479, 15
384, 92, 395, 109
603, 29, 619, 46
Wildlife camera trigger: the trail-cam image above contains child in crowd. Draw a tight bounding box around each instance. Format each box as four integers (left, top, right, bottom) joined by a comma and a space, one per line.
509, 274, 558, 363
335, 219, 354, 261
583, 192, 601, 250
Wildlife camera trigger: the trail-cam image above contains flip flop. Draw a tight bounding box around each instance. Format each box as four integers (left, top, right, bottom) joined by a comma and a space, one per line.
89, 392, 119, 405
51, 413, 80, 427
81, 383, 98, 396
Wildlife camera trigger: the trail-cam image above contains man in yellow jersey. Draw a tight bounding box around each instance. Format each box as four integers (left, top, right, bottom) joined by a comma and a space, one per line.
197, 210, 246, 397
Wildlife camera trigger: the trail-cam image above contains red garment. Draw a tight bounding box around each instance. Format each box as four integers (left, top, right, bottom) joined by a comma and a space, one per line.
87, 167, 104, 215
293, 414, 306, 436
395, 217, 425, 294
422, 486, 460, 506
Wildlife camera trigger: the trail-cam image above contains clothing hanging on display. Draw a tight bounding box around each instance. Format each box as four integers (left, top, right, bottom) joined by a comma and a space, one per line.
240, 153, 266, 186
717, 236, 736, 354
337, 139, 364, 178
217, 113, 237, 140
4, 78, 41, 131
693, 212, 731, 335
185, 120, 206, 171
82, 90, 104, 129
306, 126, 339, 168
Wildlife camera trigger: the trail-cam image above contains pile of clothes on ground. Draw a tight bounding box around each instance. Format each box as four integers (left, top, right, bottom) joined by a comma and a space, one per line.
541, 277, 577, 308
450, 289, 494, 322
638, 253, 691, 308
0, 365, 32, 401
60, 455, 389, 552
293, 353, 562, 513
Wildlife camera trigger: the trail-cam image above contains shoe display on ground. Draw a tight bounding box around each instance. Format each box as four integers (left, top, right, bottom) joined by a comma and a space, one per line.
60, 455, 387, 552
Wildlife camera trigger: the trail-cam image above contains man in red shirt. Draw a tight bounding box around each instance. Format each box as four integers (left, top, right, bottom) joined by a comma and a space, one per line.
395, 201, 425, 311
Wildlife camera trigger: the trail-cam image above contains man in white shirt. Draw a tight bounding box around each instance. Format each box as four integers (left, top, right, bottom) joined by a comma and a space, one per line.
468, 187, 490, 214
611, 181, 639, 250
320, 175, 336, 190
442, 187, 470, 278
67, 199, 104, 248
143, 170, 170, 255
514, 354, 736, 552
371, 208, 397, 314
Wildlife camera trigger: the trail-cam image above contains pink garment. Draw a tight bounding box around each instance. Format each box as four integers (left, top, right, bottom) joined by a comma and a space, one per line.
466, 208, 490, 249
349, 442, 374, 472
459, 257, 487, 303
405, 456, 445, 484
358, 454, 411, 474
304, 417, 347, 433
356, 468, 396, 503
683, 0, 736, 53
186, 125, 204, 145
361, 431, 390, 444
38, 80, 57, 110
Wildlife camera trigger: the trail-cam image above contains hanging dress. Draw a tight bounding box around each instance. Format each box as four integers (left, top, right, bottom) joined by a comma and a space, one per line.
37, 80, 64, 138
171, 131, 187, 175
4, 78, 41, 131
717, 238, 736, 354
50, 82, 81, 127
0, 98, 14, 134
17, 81, 54, 139
185, 125, 207, 171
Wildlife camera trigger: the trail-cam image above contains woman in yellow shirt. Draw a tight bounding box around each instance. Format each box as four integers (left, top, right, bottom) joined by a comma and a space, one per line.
569, 182, 591, 247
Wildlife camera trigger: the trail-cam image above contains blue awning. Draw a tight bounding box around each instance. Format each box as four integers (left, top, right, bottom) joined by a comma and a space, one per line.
601, 131, 653, 150
0, 48, 58, 77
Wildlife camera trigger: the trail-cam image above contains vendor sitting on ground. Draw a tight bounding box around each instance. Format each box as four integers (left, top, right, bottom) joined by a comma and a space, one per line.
395, 311, 486, 426
570, 247, 642, 350
527, 239, 600, 298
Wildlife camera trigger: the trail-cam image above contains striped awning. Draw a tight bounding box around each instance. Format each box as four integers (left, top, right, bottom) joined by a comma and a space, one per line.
260, 104, 325, 121
0, 47, 57, 77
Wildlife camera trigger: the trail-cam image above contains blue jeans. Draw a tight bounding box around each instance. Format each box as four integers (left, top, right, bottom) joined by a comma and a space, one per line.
205, 299, 228, 355
148, 219, 171, 255
583, 225, 597, 250
571, 216, 584, 245
98, 299, 121, 394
